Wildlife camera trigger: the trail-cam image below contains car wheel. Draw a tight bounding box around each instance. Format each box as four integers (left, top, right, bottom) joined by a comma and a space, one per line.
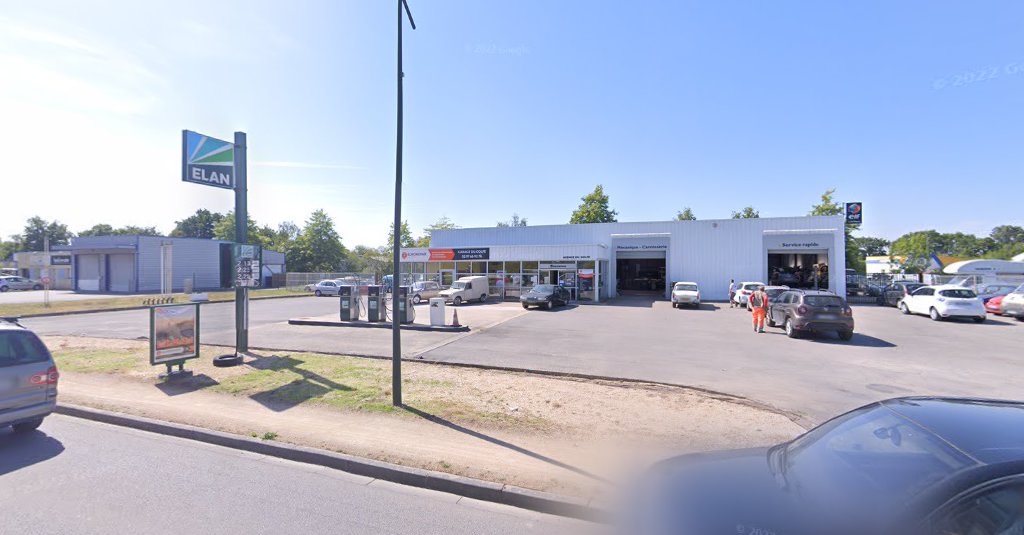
412, 294, 421, 305
33, 284, 43, 290
12, 417, 44, 433
314, 290, 322, 297
838, 330, 854, 341
479, 294, 487, 303
453, 296, 462, 306
899, 302, 910, 315
973, 316, 986, 323
929, 308, 942, 321
785, 318, 799, 338
672, 302, 678, 309
0, 286, 8, 292
522, 303, 529, 309
546, 301, 553, 310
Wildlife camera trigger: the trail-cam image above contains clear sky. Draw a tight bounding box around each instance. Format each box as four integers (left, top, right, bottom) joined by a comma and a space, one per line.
2, 1, 1022, 247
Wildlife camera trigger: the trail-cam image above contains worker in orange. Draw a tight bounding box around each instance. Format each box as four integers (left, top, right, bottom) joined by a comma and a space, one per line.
747, 284, 769, 333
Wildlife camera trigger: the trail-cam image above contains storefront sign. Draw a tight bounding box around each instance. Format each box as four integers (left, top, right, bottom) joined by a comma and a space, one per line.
779, 241, 823, 248
400, 248, 430, 262
426, 248, 490, 261
182, 130, 235, 189
845, 202, 862, 224
149, 303, 200, 365
614, 244, 667, 251
233, 244, 262, 288
540, 263, 575, 270
50, 254, 72, 266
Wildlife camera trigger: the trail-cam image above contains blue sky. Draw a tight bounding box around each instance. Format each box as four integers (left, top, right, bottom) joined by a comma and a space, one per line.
2, 1, 1022, 247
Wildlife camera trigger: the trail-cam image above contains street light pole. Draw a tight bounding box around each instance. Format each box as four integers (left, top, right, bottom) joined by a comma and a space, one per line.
392, 0, 415, 407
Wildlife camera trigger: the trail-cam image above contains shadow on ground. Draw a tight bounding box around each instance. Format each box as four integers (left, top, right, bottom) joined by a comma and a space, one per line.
246, 353, 353, 412
155, 373, 219, 396
0, 429, 64, 476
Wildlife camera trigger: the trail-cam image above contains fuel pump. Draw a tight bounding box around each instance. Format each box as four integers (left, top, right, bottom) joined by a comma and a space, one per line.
338, 285, 355, 321
367, 285, 384, 322
397, 286, 414, 324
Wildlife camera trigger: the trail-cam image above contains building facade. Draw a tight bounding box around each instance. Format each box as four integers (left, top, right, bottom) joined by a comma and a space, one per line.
399, 216, 847, 302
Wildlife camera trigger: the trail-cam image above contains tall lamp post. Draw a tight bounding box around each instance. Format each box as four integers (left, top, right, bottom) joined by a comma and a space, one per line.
392, 0, 416, 406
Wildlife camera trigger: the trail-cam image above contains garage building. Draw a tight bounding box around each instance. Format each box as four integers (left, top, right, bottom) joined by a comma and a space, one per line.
64, 235, 285, 293
399, 215, 846, 302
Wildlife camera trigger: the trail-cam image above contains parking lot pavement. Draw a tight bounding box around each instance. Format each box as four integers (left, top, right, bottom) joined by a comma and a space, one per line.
0, 290, 139, 305
419, 297, 1024, 423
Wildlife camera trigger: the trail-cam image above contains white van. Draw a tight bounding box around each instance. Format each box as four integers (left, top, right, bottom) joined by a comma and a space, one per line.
440, 276, 489, 305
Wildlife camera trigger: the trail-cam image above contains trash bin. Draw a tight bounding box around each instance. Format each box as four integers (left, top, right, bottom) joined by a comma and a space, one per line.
429, 298, 446, 326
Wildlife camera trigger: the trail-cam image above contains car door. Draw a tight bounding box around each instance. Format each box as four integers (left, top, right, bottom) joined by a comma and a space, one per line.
907, 287, 930, 314
0, 330, 53, 413
770, 292, 788, 324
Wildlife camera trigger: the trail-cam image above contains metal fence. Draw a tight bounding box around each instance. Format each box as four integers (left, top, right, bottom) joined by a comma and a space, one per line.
283, 272, 379, 292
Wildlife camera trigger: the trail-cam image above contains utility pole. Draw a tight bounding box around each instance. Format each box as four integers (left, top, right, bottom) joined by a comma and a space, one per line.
392, 0, 415, 407
234, 131, 249, 353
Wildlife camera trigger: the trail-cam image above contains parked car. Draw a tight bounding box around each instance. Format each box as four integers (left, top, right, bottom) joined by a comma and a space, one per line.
767, 289, 854, 340
732, 281, 766, 306
0, 276, 43, 292
670, 282, 700, 308
763, 285, 790, 301
1001, 284, 1024, 321
899, 285, 986, 322
409, 281, 441, 304
439, 275, 489, 306
976, 283, 1020, 302
877, 281, 926, 307
623, 397, 1024, 535
0, 318, 59, 433
984, 295, 1005, 315
311, 279, 345, 297
520, 284, 570, 310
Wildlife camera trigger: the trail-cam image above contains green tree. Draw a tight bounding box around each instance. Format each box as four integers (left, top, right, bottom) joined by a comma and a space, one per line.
569, 185, 618, 224
0, 240, 17, 261
731, 206, 760, 219
808, 188, 843, 217
213, 211, 270, 247
675, 208, 697, 221
990, 225, 1024, 246
385, 220, 416, 256
496, 214, 528, 227
287, 210, 348, 272
79, 223, 114, 237
416, 217, 458, 247
349, 244, 390, 275
170, 209, 224, 239
115, 225, 161, 236
851, 236, 890, 257
14, 217, 73, 251
269, 221, 300, 252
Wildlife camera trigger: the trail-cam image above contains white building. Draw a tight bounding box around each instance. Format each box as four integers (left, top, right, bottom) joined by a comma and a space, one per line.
399, 215, 846, 302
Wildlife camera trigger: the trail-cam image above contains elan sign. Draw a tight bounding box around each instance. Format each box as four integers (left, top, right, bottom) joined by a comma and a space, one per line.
182, 130, 235, 189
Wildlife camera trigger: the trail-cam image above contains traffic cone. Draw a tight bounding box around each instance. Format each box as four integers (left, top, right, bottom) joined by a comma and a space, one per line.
452, 309, 460, 328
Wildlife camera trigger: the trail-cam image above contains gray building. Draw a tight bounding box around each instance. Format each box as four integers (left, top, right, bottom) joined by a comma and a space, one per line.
63, 235, 285, 293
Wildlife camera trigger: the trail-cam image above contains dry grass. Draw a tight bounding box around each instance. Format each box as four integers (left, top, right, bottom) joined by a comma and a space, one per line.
1, 288, 299, 316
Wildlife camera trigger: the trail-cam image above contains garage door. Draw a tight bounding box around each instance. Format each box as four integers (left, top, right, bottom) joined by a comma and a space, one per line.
77, 254, 102, 291
108, 254, 134, 292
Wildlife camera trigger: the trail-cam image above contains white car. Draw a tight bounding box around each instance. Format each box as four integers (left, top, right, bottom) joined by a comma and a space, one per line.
671, 282, 700, 308
732, 281, 766, 306
898, 285, 986, 322
312, 279, 346, 297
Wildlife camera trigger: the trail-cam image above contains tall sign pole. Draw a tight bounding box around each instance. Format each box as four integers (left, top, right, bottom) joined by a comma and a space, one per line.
392, 0, 416, 406
234, 132, 249, 353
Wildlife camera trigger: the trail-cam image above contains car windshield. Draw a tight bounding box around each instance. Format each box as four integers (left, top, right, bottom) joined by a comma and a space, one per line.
0, 330, 51, 368
804, 296, 845, 307
765, 288, 786, 298
451, 282, 467, 289
530, 285, 555, 293
674, 284, 697, 292
780, 406, 976, 502
939, 289, 976, 298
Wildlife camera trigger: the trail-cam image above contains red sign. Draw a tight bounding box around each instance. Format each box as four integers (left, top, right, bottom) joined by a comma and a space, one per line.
429, 249, 455, 261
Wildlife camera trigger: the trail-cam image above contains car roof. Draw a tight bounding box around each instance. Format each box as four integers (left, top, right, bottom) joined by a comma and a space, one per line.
673, 281, 698, 286
785, 289, 838, 296
883, 397, 1024, 464
0, 318, 27, 331
764, 285, 789, 290
929, 285, 975, 291
740, 281, 765, 285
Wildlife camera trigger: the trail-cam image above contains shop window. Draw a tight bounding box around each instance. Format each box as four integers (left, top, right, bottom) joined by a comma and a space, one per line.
488, 262, 503, 274
522, 261, 538, 271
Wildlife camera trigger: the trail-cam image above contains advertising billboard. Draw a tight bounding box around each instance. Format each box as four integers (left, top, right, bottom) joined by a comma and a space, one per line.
845, 202, 863, 224
149, 303, 200, 365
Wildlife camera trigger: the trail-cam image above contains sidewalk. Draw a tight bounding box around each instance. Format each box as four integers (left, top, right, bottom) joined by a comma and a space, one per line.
49, 335, 805, 498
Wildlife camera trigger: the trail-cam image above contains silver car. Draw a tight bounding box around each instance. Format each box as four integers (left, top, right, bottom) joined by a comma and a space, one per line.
0, 319, 59, 432
0, 276, 43, 292
410, 281, 441, 304
312, 279, 344, 296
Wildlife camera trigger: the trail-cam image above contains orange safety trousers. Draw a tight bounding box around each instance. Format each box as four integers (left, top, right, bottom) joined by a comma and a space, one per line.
752, 308, 767, 328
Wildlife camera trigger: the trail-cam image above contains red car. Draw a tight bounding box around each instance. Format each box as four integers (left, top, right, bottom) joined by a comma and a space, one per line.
985, 295, 1005, 315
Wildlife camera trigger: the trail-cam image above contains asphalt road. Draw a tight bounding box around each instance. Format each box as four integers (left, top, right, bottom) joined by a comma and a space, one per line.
0, 415, 597, 535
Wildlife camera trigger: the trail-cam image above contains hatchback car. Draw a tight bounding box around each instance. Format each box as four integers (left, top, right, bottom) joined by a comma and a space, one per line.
520, 284, 570, 310
985, 294, 1006, 315
877, 281, 925, 307
409, 281, 441, 305
732, 281, 766, 306
622, 397, 1024, 535
0, 276, 43, 292
312, 279, 345, 296
0, 318, 59, 433
670, 282, 700, 308
1001, 284, 1024, 321
899, 285, 986, 322
768, 289, 854, 340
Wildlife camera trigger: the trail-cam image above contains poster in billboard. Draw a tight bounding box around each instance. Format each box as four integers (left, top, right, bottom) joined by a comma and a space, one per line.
149, 303, 200, 365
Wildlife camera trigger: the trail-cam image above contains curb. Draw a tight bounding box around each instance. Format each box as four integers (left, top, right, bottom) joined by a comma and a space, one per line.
54, 403, 606, 522
13, 293, 311, 319
288, 318, 470, 333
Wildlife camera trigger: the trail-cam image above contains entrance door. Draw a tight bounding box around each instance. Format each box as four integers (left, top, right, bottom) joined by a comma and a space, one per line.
440, 270, 454, 288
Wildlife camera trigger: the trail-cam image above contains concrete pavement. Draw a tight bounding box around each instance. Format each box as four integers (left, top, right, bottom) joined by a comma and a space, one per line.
0, 415, 599, 535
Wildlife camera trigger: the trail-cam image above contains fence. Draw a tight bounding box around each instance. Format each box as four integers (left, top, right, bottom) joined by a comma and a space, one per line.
845, 272, 1024, 303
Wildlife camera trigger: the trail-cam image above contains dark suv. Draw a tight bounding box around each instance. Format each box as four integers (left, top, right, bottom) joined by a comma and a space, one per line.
768, 289, 855, 340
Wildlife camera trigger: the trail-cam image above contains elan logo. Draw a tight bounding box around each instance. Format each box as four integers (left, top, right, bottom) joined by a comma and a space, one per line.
182, 130, 235, 190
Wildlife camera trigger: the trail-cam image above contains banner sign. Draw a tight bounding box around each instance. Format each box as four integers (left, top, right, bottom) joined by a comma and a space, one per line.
182, 130, 235, 189
845, 202, 863, 224
233, 244, 262, 288
399, 247, 490, 261
150, 303, 200, 365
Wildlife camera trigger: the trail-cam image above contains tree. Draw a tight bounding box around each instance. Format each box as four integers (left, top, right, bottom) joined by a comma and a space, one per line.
731, 206, 760, 219
385, 220, 415, 256
287, 210, 348, 272
170, 209, 224, 239
989, 225, 1024, 246
808, 188, 843, 217
79, 224, 115, 237
269, 221, 301, 252
115, 225, 161, 236
496, 214, 528, 227
569, 185, 617, 224
416, 217, 458, 247
0, 240, 17, 261
213, 211, 270, 247
675, 208, 697, 221
851, 236, 890, 257
349, 244, 390, 275
14, 217, 73, 252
